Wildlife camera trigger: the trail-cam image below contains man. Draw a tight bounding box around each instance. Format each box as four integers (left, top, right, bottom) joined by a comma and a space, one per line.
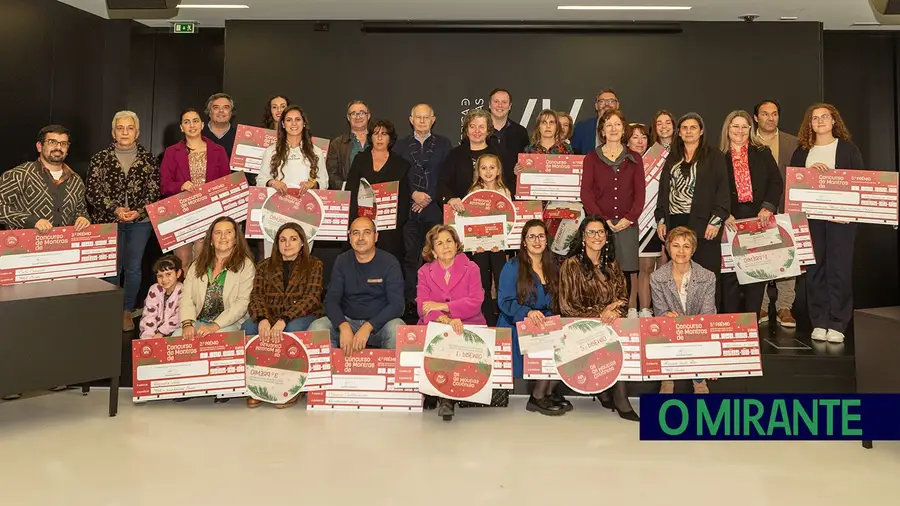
571, 89, 620, 155
202, 93, 237, 160
326, 100, 371, 190
393, 104, 453, 314
754, 99, 799, 328
0, 125, 91, 232
487, 88, 529, 190
308, 217, 404, 353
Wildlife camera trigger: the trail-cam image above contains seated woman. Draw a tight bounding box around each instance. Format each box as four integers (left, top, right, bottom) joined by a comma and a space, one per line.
416, 224, 485, 421
177, 216, 256, 338
559, 216, 638, 422
498, 219, 568, 416
650, 226, 716, 394
139, 255, 184, 339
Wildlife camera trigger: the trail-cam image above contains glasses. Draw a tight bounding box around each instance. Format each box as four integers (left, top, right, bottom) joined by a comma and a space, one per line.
526, 234, 546, 242
349, 111, 370, 118
812, 113, 832, 123
43, 139, 71, 149
584, 229, 606, 238
349, 229, 374, 238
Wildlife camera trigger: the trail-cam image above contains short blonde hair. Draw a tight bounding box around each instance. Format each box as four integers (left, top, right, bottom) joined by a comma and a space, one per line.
665, 226, 697, 254
422, 225, 463, 262
112, 110, 140, 133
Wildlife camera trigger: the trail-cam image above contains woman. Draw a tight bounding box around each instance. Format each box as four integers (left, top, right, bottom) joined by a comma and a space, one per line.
650, 226, 717, 394
416, 224, 486, 421
86, 110, 160, 331
559, 216, 638, 421
639, 112, 676, 293
498, 219, 568, 416
624, 122, 656, 318
719, 110, 783, 315
345, 119, 411, 265
258, 105, 328, 193
177, 216, 256, 338
244, 222, 323, 408
557, 111, 574, 145
262, 95, 290, 130
525, 109, 573, 154
655, 112, 729, 305
438, 108, 502, 212
160, 109, 231, 267
580, 110, 645, 316
650, 110, 676, 148
790, 103, 864, 344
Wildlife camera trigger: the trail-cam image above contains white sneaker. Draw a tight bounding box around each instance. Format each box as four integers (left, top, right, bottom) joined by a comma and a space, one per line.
627, 308, 638, 319
639, 308, 653, 318
811, 328, 828, 341
826, 329, 845, 343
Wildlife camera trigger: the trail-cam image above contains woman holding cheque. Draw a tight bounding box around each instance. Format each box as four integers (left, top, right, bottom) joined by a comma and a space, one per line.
498, 219, 569, 416
416, 225, 485, 421
559, 216, 638, 422
650, 226, 717, 394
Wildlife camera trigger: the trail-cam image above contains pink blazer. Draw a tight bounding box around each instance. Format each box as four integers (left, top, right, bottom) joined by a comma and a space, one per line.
159, 137, 231, 196
139, 282, 183, 339
416, 254, 486, 325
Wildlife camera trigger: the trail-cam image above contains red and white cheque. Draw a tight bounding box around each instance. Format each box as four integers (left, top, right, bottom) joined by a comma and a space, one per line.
0, 224, 117, 286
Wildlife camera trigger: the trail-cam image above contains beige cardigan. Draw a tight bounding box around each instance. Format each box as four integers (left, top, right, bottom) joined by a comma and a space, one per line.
181, 257, 256, 328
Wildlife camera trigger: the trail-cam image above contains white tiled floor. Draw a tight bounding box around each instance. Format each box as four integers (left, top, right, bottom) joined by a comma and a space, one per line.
1, 391, 899, 506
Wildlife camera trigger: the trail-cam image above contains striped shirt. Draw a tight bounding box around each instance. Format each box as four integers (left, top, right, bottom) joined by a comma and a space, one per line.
668, 160, 696, 215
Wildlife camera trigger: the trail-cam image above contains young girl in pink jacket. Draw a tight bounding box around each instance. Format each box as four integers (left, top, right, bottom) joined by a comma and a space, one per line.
139, 255, 184, 339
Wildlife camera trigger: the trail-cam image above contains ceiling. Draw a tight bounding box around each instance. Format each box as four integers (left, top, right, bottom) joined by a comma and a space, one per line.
58, 0, 890, 30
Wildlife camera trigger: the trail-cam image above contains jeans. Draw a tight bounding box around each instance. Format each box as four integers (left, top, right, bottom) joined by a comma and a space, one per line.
307, 316, 401, 349
108, 221, 153, 311
241, 315, 317, 335
171, 320, 242, 336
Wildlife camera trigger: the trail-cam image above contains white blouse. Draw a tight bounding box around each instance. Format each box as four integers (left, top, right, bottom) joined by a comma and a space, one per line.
256, 143, 328, 190
805, 138, 838, 170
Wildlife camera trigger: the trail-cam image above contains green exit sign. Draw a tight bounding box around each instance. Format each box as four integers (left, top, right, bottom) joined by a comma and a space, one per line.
173, 22, 196, 34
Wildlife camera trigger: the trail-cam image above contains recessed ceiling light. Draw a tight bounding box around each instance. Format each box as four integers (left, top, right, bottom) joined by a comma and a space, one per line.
780, 16, 798, 21
557, 5, 692, 11
177, 4, 249, 8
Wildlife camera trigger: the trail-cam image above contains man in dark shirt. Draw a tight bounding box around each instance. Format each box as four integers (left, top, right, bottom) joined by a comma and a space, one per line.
308, 217, 404, 353
201, 93, 237, 161
572, 88, 620, 155
487, 88, 529, 190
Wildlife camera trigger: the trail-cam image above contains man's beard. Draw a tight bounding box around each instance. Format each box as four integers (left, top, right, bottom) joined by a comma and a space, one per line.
46, 150, 65, 163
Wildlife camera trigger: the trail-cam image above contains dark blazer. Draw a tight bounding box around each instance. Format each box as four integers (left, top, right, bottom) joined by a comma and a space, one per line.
650, 260, 717, 316
571, 116, 599, 155
724, 145, 783, 219
159, 137, 230, 196
655, 147, 730, 240
438, 138, 503, 202
492, 120, 529, 190
392, 133, 454, 223
772, 131, 799, 212
248, 256, 324, 324
789, 139, 865, 172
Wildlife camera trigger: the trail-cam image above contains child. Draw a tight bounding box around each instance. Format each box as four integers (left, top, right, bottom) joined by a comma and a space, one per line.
467, 153, 510, 326
139, 255, 184, 339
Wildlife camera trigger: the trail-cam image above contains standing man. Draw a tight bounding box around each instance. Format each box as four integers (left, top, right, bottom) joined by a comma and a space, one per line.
753, 99, 799, 328
393, 104, 453, 315
326, 100, 371, 190
571, 89, 620, 155
0, 125, 91, 232
202, 93, 237, 161
487, 88, 529, 191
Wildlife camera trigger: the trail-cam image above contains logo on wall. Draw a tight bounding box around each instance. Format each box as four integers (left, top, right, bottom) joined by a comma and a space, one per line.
459, 97, 586, 127
459, 97, 486, 124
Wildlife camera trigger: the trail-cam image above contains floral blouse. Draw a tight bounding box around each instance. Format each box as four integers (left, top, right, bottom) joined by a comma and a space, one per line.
197, 267, 226, 323
525, 141, 574, 155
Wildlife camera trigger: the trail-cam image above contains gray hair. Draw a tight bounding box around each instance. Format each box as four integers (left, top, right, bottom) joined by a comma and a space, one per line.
205, 93, 234, 117
112, 110, 140, 133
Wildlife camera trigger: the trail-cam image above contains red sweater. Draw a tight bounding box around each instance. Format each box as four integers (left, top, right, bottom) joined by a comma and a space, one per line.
580, 149, 645, 223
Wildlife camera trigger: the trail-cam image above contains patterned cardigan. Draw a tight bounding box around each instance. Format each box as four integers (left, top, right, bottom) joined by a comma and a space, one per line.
139, 282, 183, 339
86, 144, 160, 223
558, 255, 628, 318
0, 160, 88, 229
248, 256, 324, 324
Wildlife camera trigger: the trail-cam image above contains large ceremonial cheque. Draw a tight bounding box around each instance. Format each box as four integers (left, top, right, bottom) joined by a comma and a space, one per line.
444, 190, 539, 251
245, 187, 350, 241
148, 172, 249, 252
515, 154, 584, 201
230, 124, 277, 174
720, 213, 806, 284
358, 179, 399, 231
418, 322, 497, 405
637, 143, 670, 253
307, 349, 423, 412
245, 330, 333, 405
785, 167, 899, 226
0, 224, 117, 286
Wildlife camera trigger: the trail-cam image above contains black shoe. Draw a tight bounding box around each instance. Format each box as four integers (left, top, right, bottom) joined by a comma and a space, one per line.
213, 397, 231, 404
423, 395, 439, 411
548, 391, 574, 412
526, 395, 566, 416
438, 399, 455, 421
615, 406, 640, 422
593, 394, 615, 411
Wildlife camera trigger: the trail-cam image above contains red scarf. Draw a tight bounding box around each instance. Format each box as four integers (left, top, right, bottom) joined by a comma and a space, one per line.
731, 144, 753, 203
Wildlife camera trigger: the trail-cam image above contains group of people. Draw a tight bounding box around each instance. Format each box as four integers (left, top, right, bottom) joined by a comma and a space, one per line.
0, 88, 864, 419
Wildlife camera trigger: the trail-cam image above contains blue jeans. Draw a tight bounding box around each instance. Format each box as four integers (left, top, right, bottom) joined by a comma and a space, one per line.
308, 316, 401, 349
241, 315, 317, 335
107, 221, 153, 311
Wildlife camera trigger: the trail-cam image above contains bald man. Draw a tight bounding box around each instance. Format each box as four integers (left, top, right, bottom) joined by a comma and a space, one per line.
308, 217, 404, 352
392, 104, 454, 313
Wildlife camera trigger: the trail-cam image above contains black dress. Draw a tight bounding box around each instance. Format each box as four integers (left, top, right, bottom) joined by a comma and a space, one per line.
346, 149, 412, 266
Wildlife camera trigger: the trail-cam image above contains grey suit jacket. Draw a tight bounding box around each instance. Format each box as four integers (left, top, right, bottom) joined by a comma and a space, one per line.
776, 131, 798, 212
650, 261, 717, 316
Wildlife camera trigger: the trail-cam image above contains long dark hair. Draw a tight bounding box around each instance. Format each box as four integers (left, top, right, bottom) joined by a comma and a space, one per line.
180, 108, 202, 149
261, 95, 291, 130
516, 220, 558, 309
192, 216, 254, 279
565, 215, 616, 280
267, 222, 311, 276
650, 109, 675, 146
671, 112, 711, 174
269, 105, 319, 182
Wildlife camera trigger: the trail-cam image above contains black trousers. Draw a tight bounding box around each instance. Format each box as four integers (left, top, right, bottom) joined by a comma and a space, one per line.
403, 217, 440, 301
471, 250, 506, 326
720, 273, 766, 315
807, 219, 857, 332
